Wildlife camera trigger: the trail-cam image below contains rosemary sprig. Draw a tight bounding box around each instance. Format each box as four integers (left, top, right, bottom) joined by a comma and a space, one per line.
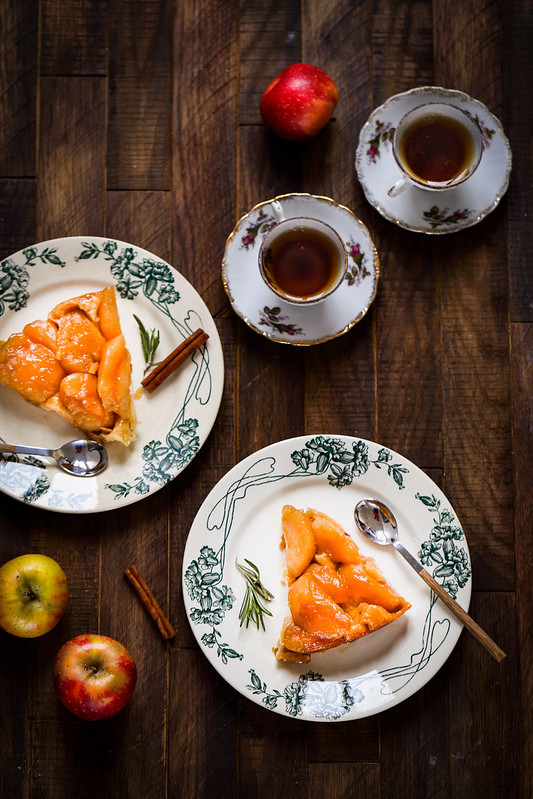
134, 314, 160, 373
236, 559, 274, 631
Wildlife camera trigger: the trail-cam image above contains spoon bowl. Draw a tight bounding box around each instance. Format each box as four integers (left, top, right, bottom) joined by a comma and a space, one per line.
0, 439, 108, 477
354, 498, 506, 662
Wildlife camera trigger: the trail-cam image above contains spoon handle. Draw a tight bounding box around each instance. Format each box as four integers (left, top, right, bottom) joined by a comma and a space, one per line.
0, 443, 53, 457
418, 568, 506, 662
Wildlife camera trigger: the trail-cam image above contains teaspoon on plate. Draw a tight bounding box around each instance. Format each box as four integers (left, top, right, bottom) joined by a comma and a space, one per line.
354, 498, 506, 662
0, 439, 108, 477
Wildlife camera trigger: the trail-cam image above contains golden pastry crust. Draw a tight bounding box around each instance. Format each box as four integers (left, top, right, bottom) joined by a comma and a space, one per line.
0, 287, 136, 446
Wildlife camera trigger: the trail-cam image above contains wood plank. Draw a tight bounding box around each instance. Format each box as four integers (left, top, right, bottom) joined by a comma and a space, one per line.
38, 77, 106, 239
441, 222, 513, 590
433, 0, 513, 591
107, 0, 171, 190
240, 700, 307, 798
239, 0, 301, 125
375, 232, 442, 466
303, 0, 370, 212
368, 2, 441, 467
371, 0, 434, 104
380, 665, 449, 798
106, 190, 171, 261
171, 0, 237, 315
307, 717, 379, 763
309, 762, 380, 797
0, 0, 38, 176
305, 311, 376, 439
502, 0, 533, 322
511, 322, 533, 799
0, 179, 36, 257
238, 125, 302, 219
447, 592, 518, 797
433, 0, 503, 109
168, 648, 238, 798
40, 0, 107, 76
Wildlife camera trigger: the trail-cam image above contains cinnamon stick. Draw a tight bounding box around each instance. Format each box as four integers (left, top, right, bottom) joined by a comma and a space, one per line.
141, 328, 209, 393
124, 565, 175, 640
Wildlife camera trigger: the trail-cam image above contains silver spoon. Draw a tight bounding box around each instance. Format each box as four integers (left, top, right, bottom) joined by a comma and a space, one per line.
0, 439, 108, 477
354, 499, 506, 662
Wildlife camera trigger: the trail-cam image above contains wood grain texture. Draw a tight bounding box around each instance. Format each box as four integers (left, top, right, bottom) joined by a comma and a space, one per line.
171, 0, 237, 314
38, 77, 106, 238
511, 322, 533, 799
308, 762, 380, 797
502, 0, 533, 322
0, 0, 38, 176
107, 0, 171, 190
40, 0, 107, 76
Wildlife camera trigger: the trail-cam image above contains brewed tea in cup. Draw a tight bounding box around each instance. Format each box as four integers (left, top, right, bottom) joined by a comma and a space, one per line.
258, 217, 347, 305
388, 102, 483, 196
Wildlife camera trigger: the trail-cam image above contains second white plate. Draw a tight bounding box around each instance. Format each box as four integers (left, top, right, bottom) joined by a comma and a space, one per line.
183, 435, 471, 721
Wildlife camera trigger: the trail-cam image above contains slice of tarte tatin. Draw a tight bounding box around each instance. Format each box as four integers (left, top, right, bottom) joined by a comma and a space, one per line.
274, 506, 410, 663
0, 287, 136, 445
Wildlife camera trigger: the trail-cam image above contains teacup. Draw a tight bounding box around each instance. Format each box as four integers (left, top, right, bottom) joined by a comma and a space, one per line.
258, 217, 347, 305
388, 102, 484, 197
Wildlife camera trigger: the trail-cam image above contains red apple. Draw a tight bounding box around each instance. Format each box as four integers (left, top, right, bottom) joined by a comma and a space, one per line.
0, 553, 68, 637
260, 63, 339, 142
53, 634, 137, 721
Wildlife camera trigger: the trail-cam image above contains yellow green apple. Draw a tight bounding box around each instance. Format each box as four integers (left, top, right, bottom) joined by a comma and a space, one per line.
0, 553, 68, 637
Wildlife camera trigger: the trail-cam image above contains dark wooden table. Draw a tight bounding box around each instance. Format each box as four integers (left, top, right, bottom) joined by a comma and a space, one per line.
1, 1, 531, 797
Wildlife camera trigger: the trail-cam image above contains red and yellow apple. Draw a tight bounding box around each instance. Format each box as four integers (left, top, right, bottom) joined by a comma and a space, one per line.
0, 553, 68, 637
53, 634, 137, 721
260, 63, 339, 142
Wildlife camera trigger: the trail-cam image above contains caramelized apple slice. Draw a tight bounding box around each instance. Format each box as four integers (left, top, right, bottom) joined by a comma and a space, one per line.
307, 509, 361, 563
98, 286, 122, 340
275, 617, 343, 660
304, 563, 350, 604
342, 600, 410, 638
23, 319, 59, 352
338, 561, 409, 613
56, 311, 105, 374
58, 372, 115, 431
50, 291, 102, 326
288, 571, 353, 640
281, 505, 316, 583
98, 335, 132, 416
0, 333, 65, 403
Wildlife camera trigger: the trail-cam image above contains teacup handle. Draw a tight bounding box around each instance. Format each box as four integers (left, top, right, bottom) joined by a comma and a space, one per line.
271, 200, 285, 222
387, 176, 410, 197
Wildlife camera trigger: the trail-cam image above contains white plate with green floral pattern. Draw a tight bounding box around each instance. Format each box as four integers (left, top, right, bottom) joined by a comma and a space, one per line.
355, 87, 512, 234
183, 435, 471, 721
222, 194, 379, 345
0, 237, 224, 513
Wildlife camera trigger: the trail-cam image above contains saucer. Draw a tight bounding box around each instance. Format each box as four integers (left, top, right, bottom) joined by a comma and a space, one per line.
222, 194, 379, 345
355, 87, 512, 234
